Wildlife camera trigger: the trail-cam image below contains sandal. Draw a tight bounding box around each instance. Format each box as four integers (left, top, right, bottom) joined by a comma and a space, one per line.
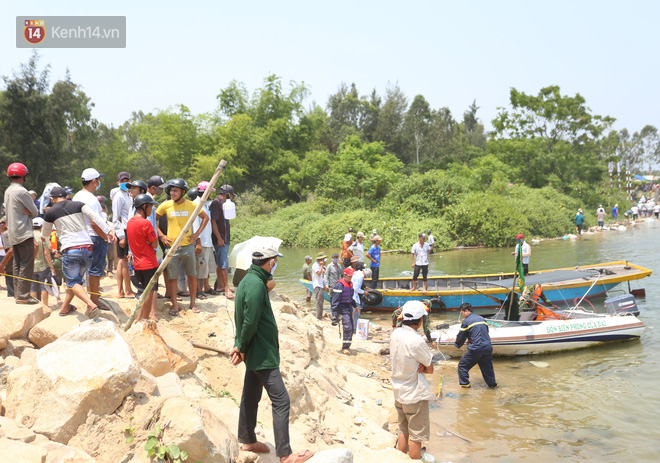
168, 309, 179, 317
177, 291, 190, 297
190, 306, 200, 313
86, 306, 100, 319
97, 305, 112, 311
196, 292, 207, 300
225, 292, 235, 300
204, 289, 219, 295
240, 442, 270, 454
59, 304, 78, 316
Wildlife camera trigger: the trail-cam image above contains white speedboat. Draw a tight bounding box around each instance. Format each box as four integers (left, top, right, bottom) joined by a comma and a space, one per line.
431, 307, 645, 357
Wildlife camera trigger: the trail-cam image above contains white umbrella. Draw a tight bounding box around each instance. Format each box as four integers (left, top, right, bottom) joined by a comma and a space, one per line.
229, 236, 283, 271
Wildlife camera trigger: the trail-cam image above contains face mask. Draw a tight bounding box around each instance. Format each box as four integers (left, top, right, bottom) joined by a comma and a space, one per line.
95, 180, 101, 191
119, 182, 128, 191
332, 258, 339, 264
270, 260, 277, 275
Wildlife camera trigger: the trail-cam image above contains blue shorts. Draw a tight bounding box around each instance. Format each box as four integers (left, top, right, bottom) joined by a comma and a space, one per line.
89, 235, 108, 277
31, 268, 50, 293
62, 246, 93, 288
214, 244, 229, 269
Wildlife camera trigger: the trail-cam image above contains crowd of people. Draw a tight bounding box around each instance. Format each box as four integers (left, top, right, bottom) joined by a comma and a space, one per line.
0, 162, 235, 321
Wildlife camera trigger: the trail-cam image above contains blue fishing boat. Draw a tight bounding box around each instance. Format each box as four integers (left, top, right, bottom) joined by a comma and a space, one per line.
299, 261, 651, 311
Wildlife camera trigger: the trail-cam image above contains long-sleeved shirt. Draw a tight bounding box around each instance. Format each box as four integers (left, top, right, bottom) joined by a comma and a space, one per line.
4, 182, 39, 245
112, 189, 132, 239
352, 270, 365, 306
454, 312, 492, 351
323, 261, 343, 289
42, 200, 111, 252
234, 264, 280, 370
392, 308, 432, 343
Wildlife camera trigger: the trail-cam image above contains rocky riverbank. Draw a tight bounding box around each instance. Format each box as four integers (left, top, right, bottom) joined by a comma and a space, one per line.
0, 275, 417, 463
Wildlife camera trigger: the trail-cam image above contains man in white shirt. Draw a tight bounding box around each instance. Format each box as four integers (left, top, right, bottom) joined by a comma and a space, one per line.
112, 171, 134, 298
312, 252, 326, 320
349, 231, 365, 262
390, 300, 434, 460
410, 233, 431, 291
73, 168, 115, 310
426, 230, 435, 254
511, 233, 531, 275
194, 181, 215, 298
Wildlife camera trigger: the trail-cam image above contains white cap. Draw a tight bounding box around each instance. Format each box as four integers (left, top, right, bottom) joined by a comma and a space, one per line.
252, 246, 283, 259
81, 168, 105, 181
32, 217, 44, 228
344, 233, 352, 241
372, 229, 377, 233
401, 300, 428, 321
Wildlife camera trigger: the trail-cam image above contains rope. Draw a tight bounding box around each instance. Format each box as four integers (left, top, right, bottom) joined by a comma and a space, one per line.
0, 271, 122, 299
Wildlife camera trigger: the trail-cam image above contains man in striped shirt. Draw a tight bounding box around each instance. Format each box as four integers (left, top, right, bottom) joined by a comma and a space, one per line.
42, 187, 115, 318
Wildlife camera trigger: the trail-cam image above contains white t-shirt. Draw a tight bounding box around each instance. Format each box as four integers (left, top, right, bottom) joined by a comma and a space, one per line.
427, 234, 435, 246
349, 240, 365, 262
193, 198, 213, 247
312, 261, 325, 289
72, 189, 103, 237
411, 242, 430, 266
390, 325, 434, 404
632, 206, 639, 214
352, 270, 365, 305
514, 242, 531, 264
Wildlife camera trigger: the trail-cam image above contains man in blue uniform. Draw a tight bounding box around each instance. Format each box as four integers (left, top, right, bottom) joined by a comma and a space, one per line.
454, 302, 498, 389
330, 267, 358, 354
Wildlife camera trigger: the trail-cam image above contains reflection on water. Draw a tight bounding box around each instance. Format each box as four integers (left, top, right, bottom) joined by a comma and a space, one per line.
265, 223, 660, 461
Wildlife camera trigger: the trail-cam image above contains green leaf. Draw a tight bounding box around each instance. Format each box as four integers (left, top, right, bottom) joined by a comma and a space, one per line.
125, 436, 134, 444
158, 446, 167, 459
129, 416, 134, 421
180, 450, 189, 461
169, 444, 181, 459
147, 448, 155, 457
144, 437, 158, 451
146, 431, 157, 438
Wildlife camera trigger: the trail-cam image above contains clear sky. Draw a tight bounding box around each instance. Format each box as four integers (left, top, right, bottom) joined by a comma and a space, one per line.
2, 0, 659, 134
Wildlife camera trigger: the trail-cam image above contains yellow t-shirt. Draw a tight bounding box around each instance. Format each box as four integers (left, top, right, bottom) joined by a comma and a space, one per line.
156, 199, 197, 246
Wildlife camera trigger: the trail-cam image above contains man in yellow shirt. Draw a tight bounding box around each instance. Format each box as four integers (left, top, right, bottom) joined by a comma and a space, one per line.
156, 179, 209, 316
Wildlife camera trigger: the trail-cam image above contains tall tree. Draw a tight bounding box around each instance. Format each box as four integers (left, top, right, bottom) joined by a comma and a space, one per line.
373, 83, 407, 154
402, 95, 432, 164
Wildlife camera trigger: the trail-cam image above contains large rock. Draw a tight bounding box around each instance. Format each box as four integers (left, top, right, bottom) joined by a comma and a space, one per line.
157, 397, 239, 463
6, 319, 140, 443
28, 311, 88, 348
0, 437, 47, 463
155, 372, 184, 397
39, 441, 96, 463
125, 320, 198, 377
308, 448, 354, 463
0, 416, 37, 443
0, 303, 46, 340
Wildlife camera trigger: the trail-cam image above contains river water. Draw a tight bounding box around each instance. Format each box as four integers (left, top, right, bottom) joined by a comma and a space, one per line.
265, 222, 659, 462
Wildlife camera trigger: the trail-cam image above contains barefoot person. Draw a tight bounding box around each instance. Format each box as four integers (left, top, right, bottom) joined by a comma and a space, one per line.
42, 187, 115, 318
230, 246, 314, 463
391, 300, 435, 460
410, 233, 431, 292
127, 194, 160, 321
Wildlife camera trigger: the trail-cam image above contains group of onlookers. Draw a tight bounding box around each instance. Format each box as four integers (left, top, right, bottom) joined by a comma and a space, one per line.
1, 162, 235, 321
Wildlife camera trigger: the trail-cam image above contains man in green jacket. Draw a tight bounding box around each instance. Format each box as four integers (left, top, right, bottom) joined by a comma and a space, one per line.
230, 246, 314, 463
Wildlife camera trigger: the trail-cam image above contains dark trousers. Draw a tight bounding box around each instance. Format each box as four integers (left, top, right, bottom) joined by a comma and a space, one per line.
370, 266, 380, 288
458, 348, 497, 387
4, 257, 14, 297
12, 238, 34, 299
238, 368, 292, 458
340, 309, 354, 349
522, 263, 529, 276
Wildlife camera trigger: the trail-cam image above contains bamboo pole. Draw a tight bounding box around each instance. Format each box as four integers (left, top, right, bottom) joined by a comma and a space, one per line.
191, 342, 229, 355
123, 160, 227, 331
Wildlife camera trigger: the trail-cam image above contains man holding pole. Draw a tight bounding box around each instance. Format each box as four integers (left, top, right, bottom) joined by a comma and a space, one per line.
156, 179, 209, 316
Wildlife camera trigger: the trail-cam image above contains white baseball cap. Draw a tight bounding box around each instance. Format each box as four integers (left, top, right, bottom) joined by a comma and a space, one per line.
252, 246, 283, 259
81, 168, 105, 181
401, 300, 429, 321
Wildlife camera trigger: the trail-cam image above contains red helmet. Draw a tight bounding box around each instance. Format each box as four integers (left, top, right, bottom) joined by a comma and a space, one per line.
7, 162, 28, 177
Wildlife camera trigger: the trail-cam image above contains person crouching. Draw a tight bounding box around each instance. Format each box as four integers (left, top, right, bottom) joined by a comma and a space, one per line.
331, 267, 358, 354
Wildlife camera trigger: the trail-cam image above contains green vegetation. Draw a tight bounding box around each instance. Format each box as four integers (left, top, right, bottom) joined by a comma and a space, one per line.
1, 52, 656, 247
144, 424, 198, 463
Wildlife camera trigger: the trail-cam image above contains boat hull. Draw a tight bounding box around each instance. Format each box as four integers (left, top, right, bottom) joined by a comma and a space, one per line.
300, 261, 652, 311
431, 314, 645, 356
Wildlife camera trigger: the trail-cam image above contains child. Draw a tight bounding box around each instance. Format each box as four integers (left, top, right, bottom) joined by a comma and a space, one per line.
126, 194, 160, 321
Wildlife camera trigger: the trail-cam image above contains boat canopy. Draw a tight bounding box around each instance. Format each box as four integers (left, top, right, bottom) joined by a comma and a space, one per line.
461, 269, 600, 288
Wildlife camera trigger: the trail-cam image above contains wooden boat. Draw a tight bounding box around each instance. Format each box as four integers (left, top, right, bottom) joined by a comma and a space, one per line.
299, 261, 652, 311
430, 308, 645, 356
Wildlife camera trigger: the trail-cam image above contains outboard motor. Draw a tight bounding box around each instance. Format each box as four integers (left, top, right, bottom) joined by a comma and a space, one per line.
604, 294, 639, 316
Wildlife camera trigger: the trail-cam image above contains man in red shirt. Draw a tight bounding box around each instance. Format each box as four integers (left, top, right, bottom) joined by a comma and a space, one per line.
127, 194, 160, 321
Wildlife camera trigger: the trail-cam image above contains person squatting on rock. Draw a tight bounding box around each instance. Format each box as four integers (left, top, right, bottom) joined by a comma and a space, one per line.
230, 246, 314, 463
3, 162, 39, 303
454, 302, 498, 389
330, 267, 359, 354
390, 300, 435, 460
